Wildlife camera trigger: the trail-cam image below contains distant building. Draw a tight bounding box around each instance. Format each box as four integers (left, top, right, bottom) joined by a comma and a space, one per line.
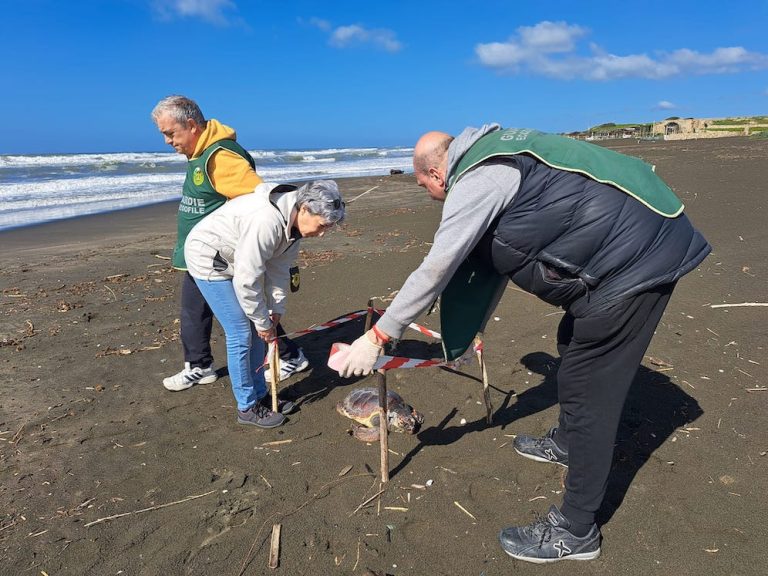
567, 115, 767, 141
653, 117, 768, 140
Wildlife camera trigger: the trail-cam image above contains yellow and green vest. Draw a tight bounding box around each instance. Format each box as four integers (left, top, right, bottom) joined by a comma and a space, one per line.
173, 139, 255, 269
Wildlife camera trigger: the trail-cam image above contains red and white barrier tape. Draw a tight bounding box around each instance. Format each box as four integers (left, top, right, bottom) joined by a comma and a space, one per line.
371, 307, 441, 339
279, 308, 443, 341
286, 309, 371, 337
264, 307, 483, 372
328, 341, 482, 372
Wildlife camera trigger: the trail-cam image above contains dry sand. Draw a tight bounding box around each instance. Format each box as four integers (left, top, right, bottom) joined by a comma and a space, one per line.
1, 138, 766, 575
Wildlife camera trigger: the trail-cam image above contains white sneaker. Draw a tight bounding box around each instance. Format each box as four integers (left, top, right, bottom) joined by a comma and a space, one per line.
264, 349, 310, 382
163, 362, 218, 391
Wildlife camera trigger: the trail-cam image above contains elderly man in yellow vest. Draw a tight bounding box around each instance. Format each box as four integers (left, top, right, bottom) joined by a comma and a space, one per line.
151, 95, 307, 398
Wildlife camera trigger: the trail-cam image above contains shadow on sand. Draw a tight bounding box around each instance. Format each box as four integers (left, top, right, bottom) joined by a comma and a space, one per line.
222, 321, 702, 525
391, 349, 703, 525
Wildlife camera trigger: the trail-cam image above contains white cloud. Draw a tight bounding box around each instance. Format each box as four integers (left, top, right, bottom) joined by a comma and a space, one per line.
307, 19, 402, 52
475, 21, 585, 70
152, 0, 237, 26
518, 21, 587, 53
330, 25, 402, 52
307, 17, 331, 32
655, 101, 677, 110
476, 21, 768, 80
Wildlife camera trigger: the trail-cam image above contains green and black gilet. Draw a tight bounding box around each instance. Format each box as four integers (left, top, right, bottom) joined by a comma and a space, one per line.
173, 139, 255, 269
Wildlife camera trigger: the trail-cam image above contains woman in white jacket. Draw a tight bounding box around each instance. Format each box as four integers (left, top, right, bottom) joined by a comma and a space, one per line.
185, 180, 346, 428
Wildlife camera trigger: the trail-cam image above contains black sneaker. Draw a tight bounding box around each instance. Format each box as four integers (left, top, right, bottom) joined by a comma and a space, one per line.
499, 505, 601, 563
237, 402, 286, 429
513, 427, 569, 467
259, 395, 297, 416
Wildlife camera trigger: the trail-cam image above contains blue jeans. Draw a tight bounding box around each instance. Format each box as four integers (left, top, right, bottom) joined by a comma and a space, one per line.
193, 278, 266, 411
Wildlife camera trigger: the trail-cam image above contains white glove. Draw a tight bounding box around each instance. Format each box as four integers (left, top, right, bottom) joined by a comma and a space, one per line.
339, 332, 383, 377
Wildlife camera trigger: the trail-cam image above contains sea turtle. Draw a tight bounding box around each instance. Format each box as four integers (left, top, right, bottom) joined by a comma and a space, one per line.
336, 387, 424, 442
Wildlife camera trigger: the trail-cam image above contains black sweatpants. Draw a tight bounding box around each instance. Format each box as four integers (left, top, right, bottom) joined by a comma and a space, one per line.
180, 272, 299, 368
554, 282, 676, 526
181, 272, 214, 369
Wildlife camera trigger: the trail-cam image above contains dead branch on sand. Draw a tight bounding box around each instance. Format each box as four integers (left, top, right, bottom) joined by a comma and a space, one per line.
710, 302, 768, 308
268, 524, 281, 569
347, 185, 380, 204
84, 490, 216, 527
349, 487, 388, 517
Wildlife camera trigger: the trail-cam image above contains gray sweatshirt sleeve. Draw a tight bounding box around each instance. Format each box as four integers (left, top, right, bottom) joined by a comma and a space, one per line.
375, 162, 521, 338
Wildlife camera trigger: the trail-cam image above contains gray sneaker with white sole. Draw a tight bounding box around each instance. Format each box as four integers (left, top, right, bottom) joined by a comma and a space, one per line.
237, 402, 286, 429
499, 505, 601, 563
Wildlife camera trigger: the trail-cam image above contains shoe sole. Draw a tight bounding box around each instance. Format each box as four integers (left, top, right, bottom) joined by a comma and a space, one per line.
502, 548, 601, 563
162, 373, 218, 391
513, 447, 568, 468
279, 401, 297, 415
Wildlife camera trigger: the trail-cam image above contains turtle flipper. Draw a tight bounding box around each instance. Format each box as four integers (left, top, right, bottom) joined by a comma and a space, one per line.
352, 423, 383, 442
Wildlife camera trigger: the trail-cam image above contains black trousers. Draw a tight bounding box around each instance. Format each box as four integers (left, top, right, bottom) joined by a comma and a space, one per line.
181, 272, 214, 368
554, 282, 676, 526
180, 272, 299, 368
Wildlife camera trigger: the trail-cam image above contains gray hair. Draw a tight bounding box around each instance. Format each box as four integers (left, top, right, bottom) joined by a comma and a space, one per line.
297, 180, 346, 225
151, 95, 206, 125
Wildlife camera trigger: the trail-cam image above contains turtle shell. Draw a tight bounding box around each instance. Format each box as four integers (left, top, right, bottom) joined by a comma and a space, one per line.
336, 387, 423, 434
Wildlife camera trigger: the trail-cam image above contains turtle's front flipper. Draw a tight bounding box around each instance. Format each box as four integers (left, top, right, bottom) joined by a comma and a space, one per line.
352, 423, 383, 442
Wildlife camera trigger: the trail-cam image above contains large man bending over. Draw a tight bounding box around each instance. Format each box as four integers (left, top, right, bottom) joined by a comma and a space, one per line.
335, 124, 710, 563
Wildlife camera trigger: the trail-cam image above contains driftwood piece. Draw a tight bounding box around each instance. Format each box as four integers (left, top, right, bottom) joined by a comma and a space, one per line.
268, 524, 281, 569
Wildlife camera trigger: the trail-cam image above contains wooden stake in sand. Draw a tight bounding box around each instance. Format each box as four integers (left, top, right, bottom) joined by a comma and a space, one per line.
475, 334, 493, 425
364, 298, 375, 332
269, 340, 280, 412
377, 369, 390, 483
363, 299, 389, 483
268, 524, 281, 569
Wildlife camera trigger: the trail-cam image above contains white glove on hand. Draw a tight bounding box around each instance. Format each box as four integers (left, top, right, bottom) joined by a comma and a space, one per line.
339, 332, 383, 377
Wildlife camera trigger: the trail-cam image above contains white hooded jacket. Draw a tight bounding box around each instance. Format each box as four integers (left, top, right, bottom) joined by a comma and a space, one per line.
184, 182, 301, 331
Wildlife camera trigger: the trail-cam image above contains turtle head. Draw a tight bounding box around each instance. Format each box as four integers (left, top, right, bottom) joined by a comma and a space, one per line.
387, 406, 424, 435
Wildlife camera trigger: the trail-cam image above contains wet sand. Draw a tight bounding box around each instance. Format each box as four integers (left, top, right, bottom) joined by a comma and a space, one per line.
1, 139, 767, 575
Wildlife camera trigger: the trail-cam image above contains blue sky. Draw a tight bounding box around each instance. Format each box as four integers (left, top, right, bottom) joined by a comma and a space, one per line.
2, 0, 767, 154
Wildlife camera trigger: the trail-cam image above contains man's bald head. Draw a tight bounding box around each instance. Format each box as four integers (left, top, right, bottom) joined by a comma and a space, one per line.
413, 131, 454, 201
413, 131, 453, 176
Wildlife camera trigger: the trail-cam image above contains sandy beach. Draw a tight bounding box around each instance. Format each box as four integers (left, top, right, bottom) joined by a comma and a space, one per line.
1, 138, 767, 576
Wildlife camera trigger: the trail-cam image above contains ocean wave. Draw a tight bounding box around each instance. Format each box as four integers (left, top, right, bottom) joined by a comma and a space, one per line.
249, 150, 279, 159
0, 173, 184, 207
0, 151, 182, 169
282, 147, 379, 156
301, 156, 336, 163
0, 146, 414, 230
